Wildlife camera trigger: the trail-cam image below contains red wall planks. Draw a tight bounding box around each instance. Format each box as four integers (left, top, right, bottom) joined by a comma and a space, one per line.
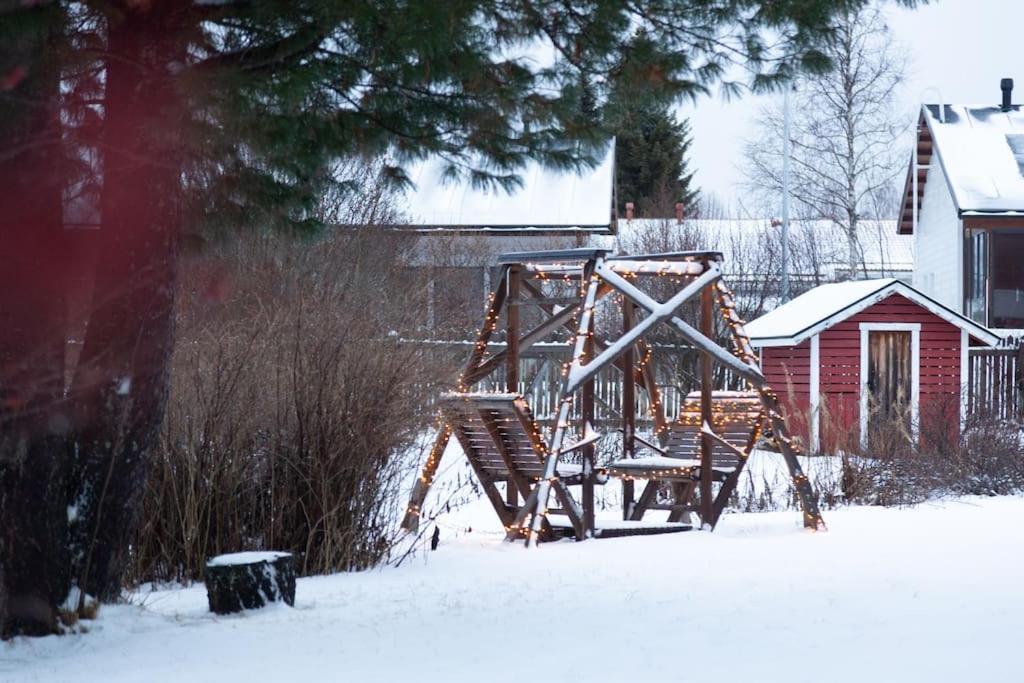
761, 340, 813, 448
759, 293, 965, 452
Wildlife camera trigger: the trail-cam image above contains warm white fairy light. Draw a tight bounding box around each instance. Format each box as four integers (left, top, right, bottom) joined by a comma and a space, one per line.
410, 252, 826, 540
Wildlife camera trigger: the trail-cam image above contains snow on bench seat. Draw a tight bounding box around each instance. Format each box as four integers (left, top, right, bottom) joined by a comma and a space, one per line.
605, 455, 737, 478
548, 517, 693, 537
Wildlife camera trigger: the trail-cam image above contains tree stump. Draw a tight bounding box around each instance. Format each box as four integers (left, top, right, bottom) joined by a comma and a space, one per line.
205, 552, 296, 615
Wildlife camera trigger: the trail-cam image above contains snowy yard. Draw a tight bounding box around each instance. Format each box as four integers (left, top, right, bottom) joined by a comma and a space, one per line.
3, 493, 1023, 682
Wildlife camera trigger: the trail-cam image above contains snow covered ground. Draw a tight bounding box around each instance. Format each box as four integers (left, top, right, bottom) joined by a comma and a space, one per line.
3, 492, 1023, 682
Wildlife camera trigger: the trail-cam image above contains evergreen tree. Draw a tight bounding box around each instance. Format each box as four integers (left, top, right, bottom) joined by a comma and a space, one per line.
0, 0, 923, 637
608, 95, 699, 216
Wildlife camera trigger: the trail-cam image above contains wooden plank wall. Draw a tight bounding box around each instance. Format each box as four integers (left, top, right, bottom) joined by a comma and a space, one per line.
968, 347, 1023, 421
762, 294, 967, 452
820, 293, 962, 449
760, 340, 812, 447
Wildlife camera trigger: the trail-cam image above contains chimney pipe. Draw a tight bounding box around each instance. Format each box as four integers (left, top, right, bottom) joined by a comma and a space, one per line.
675, 202, 684, 224
1001, 78, 1014, 112
625, 202, 634, 221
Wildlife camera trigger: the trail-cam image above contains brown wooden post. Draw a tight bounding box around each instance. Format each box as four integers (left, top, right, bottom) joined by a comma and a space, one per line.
507, 265, 520, 392
622, 300, 636, 520
637, 339, 669, 446
401, 426, 452, 531
582, 304, 596, 537
506, 265, 521, 508
699, 282, 714, 527
1017, 343, 1024, 421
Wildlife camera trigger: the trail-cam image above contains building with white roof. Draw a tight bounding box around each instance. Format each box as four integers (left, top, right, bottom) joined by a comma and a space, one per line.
899, 80, 1024, 330
397, 142, 616, 234
747, 278, 997, 453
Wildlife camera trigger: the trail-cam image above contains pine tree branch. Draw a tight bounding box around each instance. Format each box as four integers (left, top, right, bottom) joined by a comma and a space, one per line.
191, 22, 328, 73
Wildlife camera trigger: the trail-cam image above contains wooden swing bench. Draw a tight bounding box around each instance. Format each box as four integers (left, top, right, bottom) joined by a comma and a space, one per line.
438, 392, 692, 540
439, 390, 764, 538
403, 249, 826, 545
605, 391, 765, 527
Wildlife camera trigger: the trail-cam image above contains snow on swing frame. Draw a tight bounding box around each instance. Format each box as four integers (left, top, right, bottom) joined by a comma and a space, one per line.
402, 248, 825, 546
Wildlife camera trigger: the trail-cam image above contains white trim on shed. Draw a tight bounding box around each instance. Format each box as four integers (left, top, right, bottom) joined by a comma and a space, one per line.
858, 322, 921, 450
809, 334, 820, 453
747, 279, 999, 349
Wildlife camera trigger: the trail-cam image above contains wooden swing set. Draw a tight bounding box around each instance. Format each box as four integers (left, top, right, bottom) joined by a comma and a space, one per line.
403, 248, 824, 546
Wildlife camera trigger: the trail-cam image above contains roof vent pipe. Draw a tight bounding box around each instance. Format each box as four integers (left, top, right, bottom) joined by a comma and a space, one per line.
1001, 78, 1013, 112
625, 202, 634, 221
675, 202, 684, 224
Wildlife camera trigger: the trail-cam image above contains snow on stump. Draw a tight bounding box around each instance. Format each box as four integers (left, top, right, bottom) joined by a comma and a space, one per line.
205, 551, 296, 615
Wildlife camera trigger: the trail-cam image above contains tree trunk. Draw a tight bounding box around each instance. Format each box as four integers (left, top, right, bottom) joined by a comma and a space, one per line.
205, 552, 297, 615
0, 6, 71, 638
66, 5, 187, 603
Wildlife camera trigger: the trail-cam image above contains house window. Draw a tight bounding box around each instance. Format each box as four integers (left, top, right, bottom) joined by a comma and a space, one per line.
991, 230, 1024, 328
965, 229, 987, 325
965, 227, 1024, 328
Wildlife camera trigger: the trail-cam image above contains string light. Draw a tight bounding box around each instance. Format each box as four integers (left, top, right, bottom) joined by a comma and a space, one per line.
406, 252, 825, 539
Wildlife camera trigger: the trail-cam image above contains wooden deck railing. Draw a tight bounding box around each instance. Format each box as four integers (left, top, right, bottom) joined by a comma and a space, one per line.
967, 346, 1024, 421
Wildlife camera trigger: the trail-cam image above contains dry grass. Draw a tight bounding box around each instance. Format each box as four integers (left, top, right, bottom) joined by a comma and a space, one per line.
125, 229, 456, 585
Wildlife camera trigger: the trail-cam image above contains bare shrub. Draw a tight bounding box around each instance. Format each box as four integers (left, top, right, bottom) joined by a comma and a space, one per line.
126, 228, 451, 585
947, 416, 1024, 496
839, 393, 1024, 506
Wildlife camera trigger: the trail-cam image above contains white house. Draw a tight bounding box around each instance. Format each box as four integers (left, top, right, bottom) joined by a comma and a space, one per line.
899, 79, 1024, 332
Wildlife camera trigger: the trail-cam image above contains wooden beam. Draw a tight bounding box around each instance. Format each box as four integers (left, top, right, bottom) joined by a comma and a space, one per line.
507, 265, 520, 394
565, 266, 721, 394
598, 265, 824, 530
714, 280, 825, 530
460, 266, 509, 389
709, 419, 764, 528
510, 399, 584, 537
636, 338, 669, 446
582, 308, 596, 538
699, 285, 714, 527
628, 480, 660, 521
507, 297, 582, 306
525, 259, 601, 546
463, 297, 582, 385
622, 299, 636, 520
400, 426, 451, 531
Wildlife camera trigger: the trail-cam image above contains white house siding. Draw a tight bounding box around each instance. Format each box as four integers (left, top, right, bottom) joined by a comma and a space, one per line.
913, 159, 962, 312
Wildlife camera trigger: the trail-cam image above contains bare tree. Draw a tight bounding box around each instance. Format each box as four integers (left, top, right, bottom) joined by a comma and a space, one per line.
742, 5, 908, 280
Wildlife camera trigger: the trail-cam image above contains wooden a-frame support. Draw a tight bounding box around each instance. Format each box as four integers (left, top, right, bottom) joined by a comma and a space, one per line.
402, 249, 826, 544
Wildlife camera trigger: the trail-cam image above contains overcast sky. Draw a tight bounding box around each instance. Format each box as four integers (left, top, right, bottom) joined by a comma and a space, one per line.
680, 0, 1022, 212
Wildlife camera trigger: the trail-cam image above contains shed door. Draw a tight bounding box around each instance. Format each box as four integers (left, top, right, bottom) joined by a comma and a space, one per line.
866, 331, 912, 439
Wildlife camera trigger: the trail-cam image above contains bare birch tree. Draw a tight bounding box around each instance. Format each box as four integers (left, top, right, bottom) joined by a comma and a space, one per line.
742, 6, 908, 280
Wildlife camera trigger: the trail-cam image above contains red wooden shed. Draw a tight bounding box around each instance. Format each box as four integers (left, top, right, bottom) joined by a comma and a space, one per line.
746, 279, 998, 452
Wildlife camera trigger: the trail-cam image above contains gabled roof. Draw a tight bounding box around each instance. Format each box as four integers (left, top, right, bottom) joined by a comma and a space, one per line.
395, 141, 615, 234
899, 104, 1024, 234
747, 278, 999, 347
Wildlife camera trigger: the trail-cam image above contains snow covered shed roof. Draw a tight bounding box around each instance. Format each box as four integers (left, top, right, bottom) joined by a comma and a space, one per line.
900, 103, 1024, 233
395, 142, 615, 234
746, 278, 999, 348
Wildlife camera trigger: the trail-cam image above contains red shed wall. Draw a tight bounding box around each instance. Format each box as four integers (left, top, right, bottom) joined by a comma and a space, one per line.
760, 340, 812, 448
819, 293, 962, 451
758, 293, 965, 453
